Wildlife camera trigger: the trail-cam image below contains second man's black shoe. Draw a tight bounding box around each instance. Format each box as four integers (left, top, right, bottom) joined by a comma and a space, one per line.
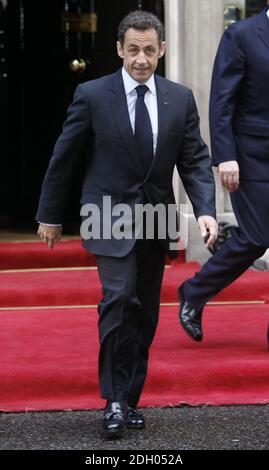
178, 284, 203, 342
103, 401, 128, 439
127, 407, 145, 429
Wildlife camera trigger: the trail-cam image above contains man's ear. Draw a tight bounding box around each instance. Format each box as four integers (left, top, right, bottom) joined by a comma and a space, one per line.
158, 41, 166, 58
117, 41, 124, 59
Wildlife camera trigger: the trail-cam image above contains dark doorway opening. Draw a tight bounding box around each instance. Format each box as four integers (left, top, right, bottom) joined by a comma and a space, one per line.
1, 0, 164, 233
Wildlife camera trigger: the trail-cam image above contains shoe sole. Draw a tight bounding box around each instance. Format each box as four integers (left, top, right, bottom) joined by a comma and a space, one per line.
102, 428, 126, 439
126, 423, 145, 429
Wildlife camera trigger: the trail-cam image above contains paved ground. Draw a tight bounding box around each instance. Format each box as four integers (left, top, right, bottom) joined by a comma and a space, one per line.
0, 404, 268, 450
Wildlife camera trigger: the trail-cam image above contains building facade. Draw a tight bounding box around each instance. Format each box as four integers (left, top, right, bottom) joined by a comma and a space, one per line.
1, 0, 269, 268
165, 0, 269, 267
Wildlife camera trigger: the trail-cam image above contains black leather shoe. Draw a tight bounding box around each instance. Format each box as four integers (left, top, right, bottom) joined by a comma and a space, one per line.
103, 401, 127, 439
127, 407, 145, 429
178, 285, 203, 342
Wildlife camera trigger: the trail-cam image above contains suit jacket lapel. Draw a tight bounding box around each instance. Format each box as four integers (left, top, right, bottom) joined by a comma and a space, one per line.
108, 70, 171, 181
257, 8, 269, 52
146, 75, 170, 180
109, 70, 145, 179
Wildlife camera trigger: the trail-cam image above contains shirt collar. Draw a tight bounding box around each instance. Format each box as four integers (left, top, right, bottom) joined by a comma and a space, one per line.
267, 8, 269, 20
121, 67, 156, 96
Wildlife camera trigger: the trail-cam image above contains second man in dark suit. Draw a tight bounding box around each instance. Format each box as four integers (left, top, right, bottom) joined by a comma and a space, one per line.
178, 7, 269, 344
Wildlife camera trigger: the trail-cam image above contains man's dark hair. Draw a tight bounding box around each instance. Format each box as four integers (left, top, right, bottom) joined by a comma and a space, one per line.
118, 10, 165, 45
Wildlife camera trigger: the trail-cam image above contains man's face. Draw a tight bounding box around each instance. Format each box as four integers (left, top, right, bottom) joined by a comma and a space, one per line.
117, 28, 166, 83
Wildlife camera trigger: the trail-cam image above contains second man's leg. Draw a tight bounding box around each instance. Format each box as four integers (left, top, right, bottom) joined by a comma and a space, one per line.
179, 227, 267, 341
183, 227, 267, 308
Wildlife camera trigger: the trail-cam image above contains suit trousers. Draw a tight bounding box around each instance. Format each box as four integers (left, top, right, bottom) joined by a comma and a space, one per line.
95, 238, 165, 406
182, 226, 267, 309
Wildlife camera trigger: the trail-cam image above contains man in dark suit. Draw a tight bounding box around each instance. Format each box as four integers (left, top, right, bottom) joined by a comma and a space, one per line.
178, 7, 269, 343
36, 10, 217, 438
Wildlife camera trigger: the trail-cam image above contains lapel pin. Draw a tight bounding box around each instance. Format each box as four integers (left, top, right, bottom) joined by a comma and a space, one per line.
163, 101, 169, 106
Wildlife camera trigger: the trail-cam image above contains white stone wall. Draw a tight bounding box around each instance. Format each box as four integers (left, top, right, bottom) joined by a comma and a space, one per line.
164, 0, 237, 263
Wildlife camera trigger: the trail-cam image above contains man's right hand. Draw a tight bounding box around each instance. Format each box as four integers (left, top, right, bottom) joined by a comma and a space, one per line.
37, 224, 62, 249
218, 160, 240, 192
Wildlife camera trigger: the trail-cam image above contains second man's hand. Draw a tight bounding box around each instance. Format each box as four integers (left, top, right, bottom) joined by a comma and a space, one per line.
37, 224, 62, 249
197, 215, 218, 249
218, 160, 240, 192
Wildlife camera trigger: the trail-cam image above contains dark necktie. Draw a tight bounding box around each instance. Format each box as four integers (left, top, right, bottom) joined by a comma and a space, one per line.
134, 85, 154, 175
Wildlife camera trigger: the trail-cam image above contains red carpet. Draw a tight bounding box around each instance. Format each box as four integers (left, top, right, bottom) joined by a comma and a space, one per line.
1, 263, 269, 308
0, 240, 96, 270
0, 240, 184, 270
0, 240, 268, 412
0, 305, 268, 412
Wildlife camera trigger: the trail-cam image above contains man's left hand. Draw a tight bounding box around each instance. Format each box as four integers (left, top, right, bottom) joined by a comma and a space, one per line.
197, 216, 218, 249
218, 160, 239, 192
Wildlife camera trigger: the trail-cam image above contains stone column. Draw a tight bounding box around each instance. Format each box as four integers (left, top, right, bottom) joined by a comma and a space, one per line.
164, 0, 236, 263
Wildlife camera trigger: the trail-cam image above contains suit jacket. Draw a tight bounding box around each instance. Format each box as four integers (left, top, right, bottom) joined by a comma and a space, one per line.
36, 69, 216, 257
209, 7, 269, 181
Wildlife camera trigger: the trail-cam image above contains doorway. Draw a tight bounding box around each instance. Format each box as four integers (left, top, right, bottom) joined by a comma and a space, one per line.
1, 0, 164, 232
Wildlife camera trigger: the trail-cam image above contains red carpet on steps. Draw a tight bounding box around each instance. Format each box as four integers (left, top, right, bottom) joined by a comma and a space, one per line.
0, 240, 184, 270
0, 305, 268, 412
0, 240, 268, 412
1, 262, 269, 308
0, 240, 96, 269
